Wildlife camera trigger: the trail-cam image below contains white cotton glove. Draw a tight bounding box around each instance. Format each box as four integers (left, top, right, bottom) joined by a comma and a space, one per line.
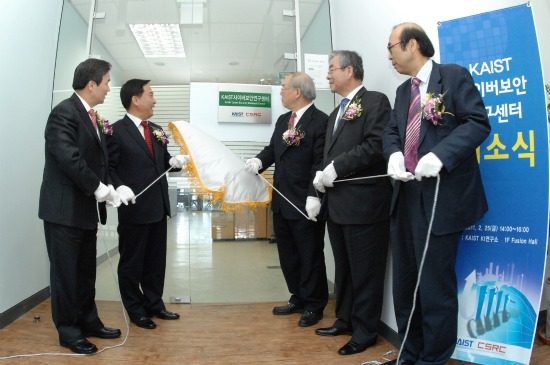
169, 154, 190, 169
244, 158, 262, 174
321, 162, 337, 187
305, 197, 321, 222
387, 152, 414, 182
106, 184, 121, 208
116, 185, 136, 205
414, 152, 443, 181
313, 171, 325, 193
94, 182, 110, 203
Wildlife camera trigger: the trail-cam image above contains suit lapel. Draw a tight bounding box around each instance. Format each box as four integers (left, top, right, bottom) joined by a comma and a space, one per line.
420, 63, 444, 145
329, 87, 366, 147
72, 94, 101, 144
124, 116, 155, 160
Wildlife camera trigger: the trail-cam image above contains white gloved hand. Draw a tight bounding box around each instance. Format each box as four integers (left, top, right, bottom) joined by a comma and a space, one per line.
106, 184, 121, 208
244, 158, 262, 174
116, 185, 136, 205
169, 154, 190, 169
94, 182, 110, 203
313, 171, 325, 193
414, 152, 443, 181
321, 162, 337, 187
388, 152, 414, 182
305, 196, 321, 222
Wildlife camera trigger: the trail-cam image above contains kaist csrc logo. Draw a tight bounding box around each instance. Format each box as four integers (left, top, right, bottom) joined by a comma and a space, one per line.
231, 112, 263, 117
456, 338, 506, 354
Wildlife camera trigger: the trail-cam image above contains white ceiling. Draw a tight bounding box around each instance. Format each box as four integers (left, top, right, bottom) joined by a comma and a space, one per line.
70, 0, 324, 85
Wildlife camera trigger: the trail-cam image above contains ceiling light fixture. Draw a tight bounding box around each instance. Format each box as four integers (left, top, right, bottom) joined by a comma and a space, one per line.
129, 24, 186, 58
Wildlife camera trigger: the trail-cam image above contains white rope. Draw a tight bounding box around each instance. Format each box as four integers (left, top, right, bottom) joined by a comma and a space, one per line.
254, 172, 310, 220
333, 173, 390, 183
135, 166, 174, 198
396, 174, 440, 364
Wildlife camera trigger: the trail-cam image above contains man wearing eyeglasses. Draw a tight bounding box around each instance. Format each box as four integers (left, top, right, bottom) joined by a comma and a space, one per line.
383, 23, 490, 365
313, 50, 392, 356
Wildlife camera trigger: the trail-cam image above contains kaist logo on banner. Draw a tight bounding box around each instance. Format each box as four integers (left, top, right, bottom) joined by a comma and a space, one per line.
439, 3, 548, 365
231, 111, 263, 118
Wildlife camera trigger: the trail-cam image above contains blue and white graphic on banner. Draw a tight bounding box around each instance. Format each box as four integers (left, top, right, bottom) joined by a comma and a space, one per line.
438, 4, 548, 365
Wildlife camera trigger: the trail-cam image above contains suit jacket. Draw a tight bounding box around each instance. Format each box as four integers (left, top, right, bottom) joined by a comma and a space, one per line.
107, 116, 173, 224
39, 93, 108, 229
256, 104, 328, 220
383, 62, 491, 235
322, 87, 392, 225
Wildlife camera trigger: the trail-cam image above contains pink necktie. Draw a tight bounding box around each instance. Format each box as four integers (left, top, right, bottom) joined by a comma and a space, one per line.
404, 78, 421, 172
140, 121, 154, 157
288, 112, 297, 129
88, 109, 97, 130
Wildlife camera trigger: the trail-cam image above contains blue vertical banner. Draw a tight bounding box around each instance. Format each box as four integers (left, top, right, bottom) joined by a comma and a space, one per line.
438, 3, 548, 365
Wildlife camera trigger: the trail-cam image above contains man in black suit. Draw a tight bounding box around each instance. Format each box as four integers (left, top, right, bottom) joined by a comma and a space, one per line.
313, 50, 392, 356
39, 58, 122, 354
244, 72, 329, 327
107, 79, 188, 330
383, 23, 491, 365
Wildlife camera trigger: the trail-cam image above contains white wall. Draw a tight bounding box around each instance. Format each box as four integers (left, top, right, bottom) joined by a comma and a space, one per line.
328, 0, 550, 330
0, 0, 63, 312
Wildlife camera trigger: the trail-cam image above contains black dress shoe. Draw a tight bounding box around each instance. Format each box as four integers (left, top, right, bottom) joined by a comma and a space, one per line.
153, 309, 180, 320
298, 311, 322, 327
315, 326, 352, 336
85, 326, 122, 339
272, 302, 303, 315
60, 338, 98, 354
397, 360, 415, 365
131, 316, 157, 329
338, 340, 374, 355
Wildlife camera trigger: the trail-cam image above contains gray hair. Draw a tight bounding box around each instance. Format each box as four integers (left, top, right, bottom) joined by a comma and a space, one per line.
287, 72, 316, 101
329, 50, 364, 81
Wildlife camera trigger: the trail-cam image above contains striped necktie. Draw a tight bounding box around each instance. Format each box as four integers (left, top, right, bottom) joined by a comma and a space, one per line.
404, 78, 421, 172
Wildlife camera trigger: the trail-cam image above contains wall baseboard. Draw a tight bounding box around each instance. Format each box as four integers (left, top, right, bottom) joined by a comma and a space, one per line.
0, 287, 50, 329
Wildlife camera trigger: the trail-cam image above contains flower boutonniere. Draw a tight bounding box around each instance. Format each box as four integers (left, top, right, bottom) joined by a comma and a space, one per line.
420, 91, 454, 126
95, 111, 113, 136
341, 97, 363, 120
282, 127, 305, 146
151, 127, 170, 145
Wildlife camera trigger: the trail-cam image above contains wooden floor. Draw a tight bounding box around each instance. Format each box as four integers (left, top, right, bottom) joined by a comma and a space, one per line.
0, 299, 549, 364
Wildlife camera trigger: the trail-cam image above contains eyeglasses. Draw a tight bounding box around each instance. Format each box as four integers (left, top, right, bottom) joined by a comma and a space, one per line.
327, 66, 348, 75
387, 41, 404, 52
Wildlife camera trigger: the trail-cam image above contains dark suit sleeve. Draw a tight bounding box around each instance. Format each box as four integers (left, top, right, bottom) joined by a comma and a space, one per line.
308, 109, 328, 196
46, 105, 101, 196
431, 66, 491, 172
383, 83, 407, 160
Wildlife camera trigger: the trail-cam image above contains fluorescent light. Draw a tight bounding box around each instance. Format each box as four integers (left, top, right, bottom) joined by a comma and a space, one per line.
129, 24, 186, 58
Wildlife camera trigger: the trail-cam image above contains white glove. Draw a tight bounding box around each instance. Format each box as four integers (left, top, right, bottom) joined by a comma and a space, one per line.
106, 184, 121, 208
313, 171, 325, 193
94, 182, 110, 203
116, 185, 136, 205
388, 152, 414, 182
414, 152, 443, 181
321, 162, 337, 187
244, 158, 262, 174
305, 197, 321, 222
169, 154, 190, 169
